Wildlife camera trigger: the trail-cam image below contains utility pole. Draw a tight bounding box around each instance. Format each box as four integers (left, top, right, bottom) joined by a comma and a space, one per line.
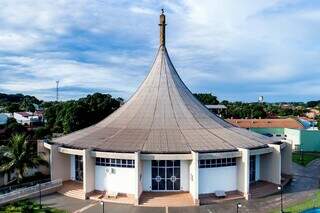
56, 80, 59, 102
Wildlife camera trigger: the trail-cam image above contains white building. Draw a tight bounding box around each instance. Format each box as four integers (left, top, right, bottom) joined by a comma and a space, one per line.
13, 112, 43, 126
44, 12, 292, 206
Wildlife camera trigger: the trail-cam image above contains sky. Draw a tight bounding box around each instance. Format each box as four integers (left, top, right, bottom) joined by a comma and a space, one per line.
0, 0, 320, 102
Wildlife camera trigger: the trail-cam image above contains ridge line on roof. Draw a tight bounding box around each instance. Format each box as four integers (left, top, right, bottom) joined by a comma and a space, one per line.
141, 47, 165, 152
163, 47, 192, 152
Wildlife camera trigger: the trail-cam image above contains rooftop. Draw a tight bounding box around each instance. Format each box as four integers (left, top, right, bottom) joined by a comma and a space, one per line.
227, 118, 305, 129
53, 12, 276, 154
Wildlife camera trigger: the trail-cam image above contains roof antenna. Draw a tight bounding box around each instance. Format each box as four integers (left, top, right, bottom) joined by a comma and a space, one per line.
159, 9, 166, 47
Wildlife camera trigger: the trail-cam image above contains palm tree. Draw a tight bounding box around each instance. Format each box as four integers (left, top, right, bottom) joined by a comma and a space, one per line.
0, 134, 48, 183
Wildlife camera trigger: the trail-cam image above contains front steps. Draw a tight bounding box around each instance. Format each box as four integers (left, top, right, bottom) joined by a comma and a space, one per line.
57, 181, 86, 200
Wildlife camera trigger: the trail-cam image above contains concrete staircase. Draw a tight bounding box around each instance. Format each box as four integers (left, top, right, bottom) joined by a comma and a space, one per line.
57, 181, 85, 200
139, 192, 194, 207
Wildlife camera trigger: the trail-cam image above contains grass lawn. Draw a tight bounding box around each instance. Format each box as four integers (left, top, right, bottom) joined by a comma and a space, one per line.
0, 200, 67, 213
272, 191, 320, 213
292, 152, 320, 166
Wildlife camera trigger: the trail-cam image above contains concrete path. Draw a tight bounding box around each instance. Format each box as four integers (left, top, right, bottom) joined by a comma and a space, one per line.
39, 160, 320, 213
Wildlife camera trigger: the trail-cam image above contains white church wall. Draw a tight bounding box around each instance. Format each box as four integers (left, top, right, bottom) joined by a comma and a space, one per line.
199, 166, 237, 194
95, 166, 135, 194
180, 160, 189, 191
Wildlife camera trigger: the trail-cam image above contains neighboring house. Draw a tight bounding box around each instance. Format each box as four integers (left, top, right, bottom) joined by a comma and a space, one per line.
306, 108, 320, 119
205, 104, 227, 116
0, 113, 9, 125
13, 112, 43, 126
299, 117, 318, 130
228, 118, 320, 152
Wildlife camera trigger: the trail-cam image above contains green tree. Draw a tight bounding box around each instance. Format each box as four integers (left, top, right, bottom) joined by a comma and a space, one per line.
0, 134, 48, 183
6, 103, 20, 113
194, 93, 219, 105
44, 93, 121, 134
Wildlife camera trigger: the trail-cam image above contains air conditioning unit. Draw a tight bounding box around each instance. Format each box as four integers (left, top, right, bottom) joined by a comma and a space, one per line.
105, 168, 116, 174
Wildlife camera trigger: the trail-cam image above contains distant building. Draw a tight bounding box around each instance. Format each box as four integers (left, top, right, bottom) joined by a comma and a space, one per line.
0, 113, 9, 125
227, 118, 320, 152
13, 111, 43, 126
205, 104, 227, 116
299, 117, 318, 130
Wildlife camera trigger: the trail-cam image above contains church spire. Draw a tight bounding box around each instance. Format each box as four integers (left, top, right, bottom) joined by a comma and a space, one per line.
159, 9, 166, 46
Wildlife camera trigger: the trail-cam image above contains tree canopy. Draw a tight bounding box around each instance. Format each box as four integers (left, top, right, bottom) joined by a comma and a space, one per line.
45, 93, 121, 134
193, 93, 219, 105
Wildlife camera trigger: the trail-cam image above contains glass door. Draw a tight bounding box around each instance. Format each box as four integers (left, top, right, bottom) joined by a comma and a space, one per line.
250, 155, 256, 183
151, 160, 180, 191
75, 155, 83, 182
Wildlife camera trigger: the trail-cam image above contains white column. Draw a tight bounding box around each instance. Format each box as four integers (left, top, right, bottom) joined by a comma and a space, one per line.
50, 145, 70, 181
134, 151, 142, 205
281, 141, 292, 175
83, 149, 95, 198
190, 151, 199, 205
260, 144, 281, 185
237, 148, 250, 200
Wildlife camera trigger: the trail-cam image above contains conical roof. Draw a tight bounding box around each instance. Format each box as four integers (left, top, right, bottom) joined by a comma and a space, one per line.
54, 13, 276, 154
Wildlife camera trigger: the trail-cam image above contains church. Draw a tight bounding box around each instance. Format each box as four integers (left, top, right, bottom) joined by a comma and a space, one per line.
44, 11, 292, 206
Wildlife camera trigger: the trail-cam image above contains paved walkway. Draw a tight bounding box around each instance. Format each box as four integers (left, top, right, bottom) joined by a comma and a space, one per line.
39, 160, 320, 213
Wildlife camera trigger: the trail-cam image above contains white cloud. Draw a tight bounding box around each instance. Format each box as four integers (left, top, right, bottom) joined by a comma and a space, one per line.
0, 0, 320, 101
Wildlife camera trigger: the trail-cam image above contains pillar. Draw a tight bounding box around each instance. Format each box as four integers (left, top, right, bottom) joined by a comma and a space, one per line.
281, 141, 292, 175
83, 149, 95, 198
190, 151, 199, 205
50, 145, 70, 181
237, 148, 250, 199
260, 144, 281, 185
134, 151, 142, 205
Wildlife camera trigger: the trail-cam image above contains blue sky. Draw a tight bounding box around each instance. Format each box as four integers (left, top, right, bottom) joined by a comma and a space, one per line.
0, 0, 320, 102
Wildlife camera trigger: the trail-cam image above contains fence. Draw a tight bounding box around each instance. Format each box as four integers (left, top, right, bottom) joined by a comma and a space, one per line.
0, 178, 51, 194
0, 179, 62, 205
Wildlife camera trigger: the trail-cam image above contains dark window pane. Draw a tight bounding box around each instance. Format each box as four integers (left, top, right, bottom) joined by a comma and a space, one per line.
174, 168, 180, 178
167, 160, 173, 167
205, 160, 210, 165
159, 161, 165, 167
174, 179, 180, 190
116, 159, 121, 166
217, 159, 221, 167
96, 158, 100, 165
152, 168, 158, 178
159, 179, 165, 190
167, 168, 173, 178
174, 160, 180, 167
166, 179, 173, 190
152, 180, 158, 190
104, 158, 108, 166
152, 160, 158, 167
159, 168, 165, 177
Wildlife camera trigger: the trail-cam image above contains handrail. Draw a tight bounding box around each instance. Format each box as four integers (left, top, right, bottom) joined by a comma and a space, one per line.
0, 178, 51, 194
0, 179, 62, 205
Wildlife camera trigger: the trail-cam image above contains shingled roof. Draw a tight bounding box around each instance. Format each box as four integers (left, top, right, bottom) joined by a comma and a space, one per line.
53, 12, 276, 154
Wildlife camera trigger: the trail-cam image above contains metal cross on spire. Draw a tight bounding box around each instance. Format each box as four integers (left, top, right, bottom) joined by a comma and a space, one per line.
159, 9, 166, 46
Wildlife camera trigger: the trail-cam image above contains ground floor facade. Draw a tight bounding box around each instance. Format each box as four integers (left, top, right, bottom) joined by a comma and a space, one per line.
44, 141, 292, 205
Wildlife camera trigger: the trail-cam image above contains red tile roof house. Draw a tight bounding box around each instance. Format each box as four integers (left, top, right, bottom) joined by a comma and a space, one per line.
43, 12, 292, 206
